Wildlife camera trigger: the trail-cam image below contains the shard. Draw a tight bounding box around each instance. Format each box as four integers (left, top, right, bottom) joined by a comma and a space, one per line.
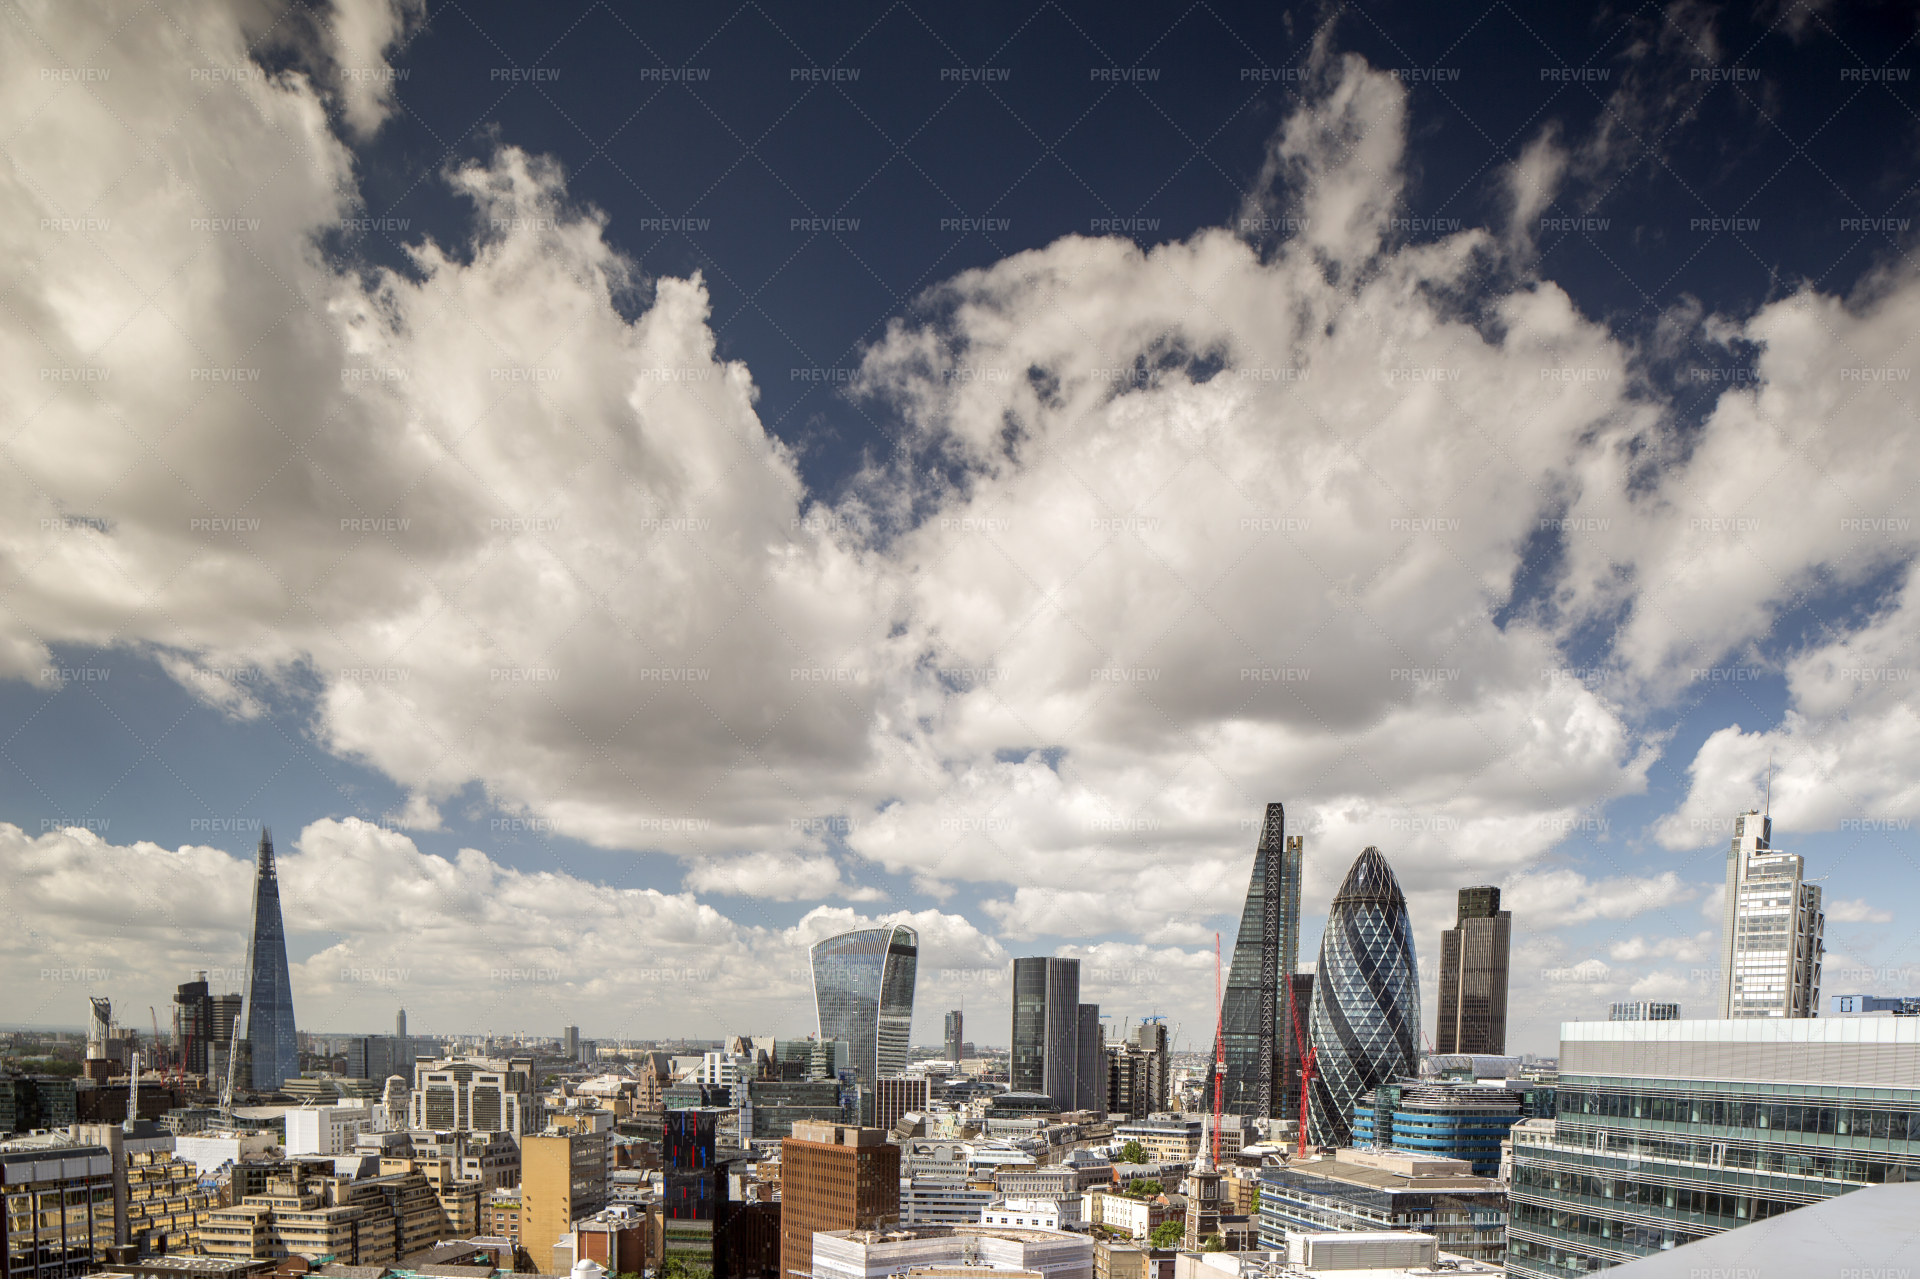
244, 826, 299, 1091
1307, 846, 1420, 1146
1215, 803, 1304, 1119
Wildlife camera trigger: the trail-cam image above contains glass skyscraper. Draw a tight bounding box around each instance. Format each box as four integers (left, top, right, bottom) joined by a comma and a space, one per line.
1217, 803, 1305, 1120
1307, 846, 1419, 1147
244, 826, 298, 1091
1010, 957, 1099, 1111
811, 924, 918, 1121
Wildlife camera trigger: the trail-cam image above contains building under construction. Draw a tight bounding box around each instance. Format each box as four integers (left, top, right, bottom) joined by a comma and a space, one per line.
1215, 803, 1310, 1121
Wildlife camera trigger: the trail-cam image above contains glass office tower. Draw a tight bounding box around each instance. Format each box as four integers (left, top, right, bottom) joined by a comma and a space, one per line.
1435, 885, 1512, 1054
1010, 957, 1094, 1111
244, 827, 299, 1091
811, 924, 918, 1122
1307, 846, 1419, 1147
1217, 803, 1305, 1120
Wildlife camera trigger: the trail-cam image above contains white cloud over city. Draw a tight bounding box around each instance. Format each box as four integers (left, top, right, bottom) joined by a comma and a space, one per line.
2, 1, 1916, 1045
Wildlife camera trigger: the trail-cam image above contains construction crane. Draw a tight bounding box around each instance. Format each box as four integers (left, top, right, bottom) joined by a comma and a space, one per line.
219, 1001, 244, 1120
1283, 959, 1316, 1159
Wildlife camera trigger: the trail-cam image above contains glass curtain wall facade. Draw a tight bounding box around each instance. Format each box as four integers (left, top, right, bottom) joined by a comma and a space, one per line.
1508, 1019, 1920, 1279
1010, 957, 1090, 1112
1307, 846, 1420, 1148
1217, 803, 1305, 1121
244, 827, 299, 1091
811, 925, 919, 1123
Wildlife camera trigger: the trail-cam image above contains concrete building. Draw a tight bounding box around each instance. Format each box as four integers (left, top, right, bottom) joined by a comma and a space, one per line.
981, 1197, 1080, 1230
1717, 810, 1824, 1018
521, 1131, 609, 1265
1608, 1002, 1680, 1022
810, 1225, 1093, 1279
566, 1203, 649, 1276
409, 1057, 540, 1137
1257, 1149, 1507, 1265
1434, 887, 1511, 1056
0, 1138, 115, 1275
1085, 1191, 1167, 1241
1508, 1017, 1920, 1278
284, 1107, 369, 1157
1112, 1116, 1204, 1163
779, 1123, 899, 1279
874, 1076, 930, 1135
945, 1013, 965, 1065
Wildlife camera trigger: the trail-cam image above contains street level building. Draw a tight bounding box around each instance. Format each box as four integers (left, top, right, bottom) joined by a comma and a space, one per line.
810, 1225, 1092, 1279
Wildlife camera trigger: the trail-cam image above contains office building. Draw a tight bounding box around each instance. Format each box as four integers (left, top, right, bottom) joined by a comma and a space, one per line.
779, 1122, 899, 1279
1435, 887, 1511, 1055
283, 1105, 368, 1156
1717, 810, 1824, 1018
945, 1012, 965, 1063
344, 1034, 416, 1082
812, 926, 919, 1124
1832, 994, 1920, 1015
0, 1074, 78, 1134
563, 1027, 580, 1059
809, 1224, 1092, 1279
661, 1109, 719, 1225
1609, 1002, 1680, 1022
1507, 1018, 1920, 1279
521, 1130, 609, 1263
0, 1138, 116, 1275
172, 976, 213, 1078
1012, 959, 1099, 1113
243, 828, 298, 1091
875, 1075, 931, 1133
1258, 1149, 1508, 1265
1217, 803, 1305, 1120
409, 1055, 540, 1136
1306, 847, 1419, 1148
1581, 1182, 1920, 1279
744, 1079, 849, 1141
1350, 1079, 1551, 1176
395, 1010, 406, 1039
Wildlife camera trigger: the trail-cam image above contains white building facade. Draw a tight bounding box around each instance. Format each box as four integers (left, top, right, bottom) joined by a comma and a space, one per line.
1717, 812, 1824, 1018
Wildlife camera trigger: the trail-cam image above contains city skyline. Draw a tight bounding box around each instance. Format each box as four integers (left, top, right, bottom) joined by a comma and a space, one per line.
3, 0, 1919, 1055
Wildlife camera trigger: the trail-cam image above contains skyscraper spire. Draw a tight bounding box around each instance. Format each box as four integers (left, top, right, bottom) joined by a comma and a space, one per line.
244, 825, 298, 1091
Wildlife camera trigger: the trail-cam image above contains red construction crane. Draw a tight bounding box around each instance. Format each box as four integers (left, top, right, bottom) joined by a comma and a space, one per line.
1284, 964, 1316, 1159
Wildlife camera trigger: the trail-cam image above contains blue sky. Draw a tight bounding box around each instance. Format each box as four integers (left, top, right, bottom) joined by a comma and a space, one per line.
3, 0, 1918, 1055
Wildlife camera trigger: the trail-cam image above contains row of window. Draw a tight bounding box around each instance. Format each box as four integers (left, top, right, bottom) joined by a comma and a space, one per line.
1513, 1165, 1800, 1222
1540, 1125, 1920, 1183
1558, 1089, 1920, 1139
1510, 1201, 1710, 1252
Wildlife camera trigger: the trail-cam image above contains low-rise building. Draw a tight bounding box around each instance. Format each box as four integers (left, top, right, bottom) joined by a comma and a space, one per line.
1257, 1149, 1506, 1265
980, 1196, 1082, 1230
812, 1225, 1092, 1279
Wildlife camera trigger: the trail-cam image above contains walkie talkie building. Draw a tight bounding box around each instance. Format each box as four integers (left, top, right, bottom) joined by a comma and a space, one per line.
810, 924, 918, 1123
244, 827, 299, 1091
1216, 803, 1305, 1119
1306, 846, 1419, 1147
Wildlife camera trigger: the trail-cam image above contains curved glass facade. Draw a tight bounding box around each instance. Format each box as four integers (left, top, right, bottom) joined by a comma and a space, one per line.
1307, 846, 1418, 1147
811, 924, 918, 1118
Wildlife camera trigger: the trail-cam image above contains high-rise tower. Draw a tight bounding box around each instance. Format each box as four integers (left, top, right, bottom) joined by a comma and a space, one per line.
943, 1009, 963, 1062
811, 925, 918, 1123
1216, 803, 1304, 1119
1306, 846, 1419, 1147
244, 827, 298, 1091
1435, 886, 1512, 1054
1010, 957, 1097, 1111
1718, 811, 1824, 1017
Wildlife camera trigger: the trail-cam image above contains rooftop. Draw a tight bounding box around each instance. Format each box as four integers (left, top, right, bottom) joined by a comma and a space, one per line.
1597, 1183, 1920, 1279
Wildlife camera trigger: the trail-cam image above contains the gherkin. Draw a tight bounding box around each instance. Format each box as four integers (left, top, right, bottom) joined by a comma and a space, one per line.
1306, 846, 1419, 1147
244, 827, 299, 1091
